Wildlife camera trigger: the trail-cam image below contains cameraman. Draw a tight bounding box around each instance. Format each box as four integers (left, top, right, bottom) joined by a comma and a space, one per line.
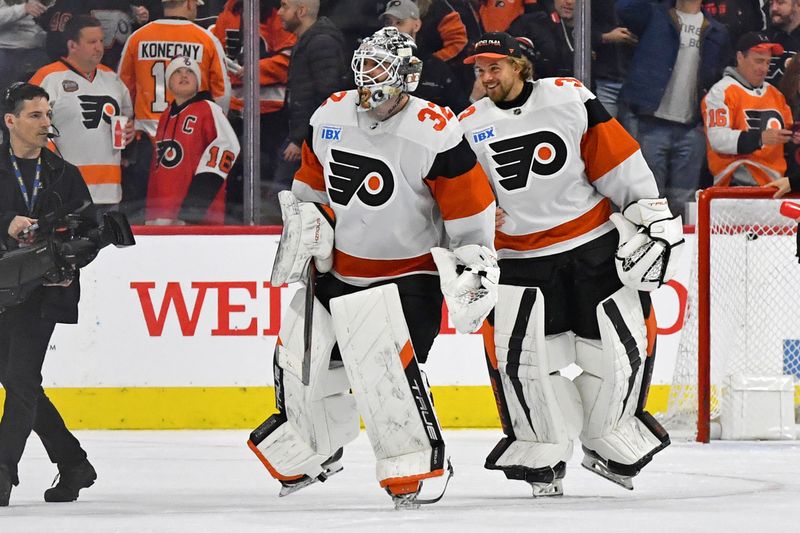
0, 82, 97, 507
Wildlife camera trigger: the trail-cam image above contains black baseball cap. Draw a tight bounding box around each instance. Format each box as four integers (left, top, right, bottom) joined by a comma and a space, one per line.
464, 32, 525, 65
736, 32, 784, 56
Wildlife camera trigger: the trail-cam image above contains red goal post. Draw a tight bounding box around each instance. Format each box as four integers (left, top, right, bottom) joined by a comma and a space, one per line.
693, 186, 800, 442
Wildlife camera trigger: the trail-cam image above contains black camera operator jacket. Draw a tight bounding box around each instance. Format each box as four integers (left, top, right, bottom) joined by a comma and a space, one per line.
0, 142, 96, 324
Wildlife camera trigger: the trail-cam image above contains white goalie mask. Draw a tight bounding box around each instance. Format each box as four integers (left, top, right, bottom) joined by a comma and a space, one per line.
351, 26, 423, 110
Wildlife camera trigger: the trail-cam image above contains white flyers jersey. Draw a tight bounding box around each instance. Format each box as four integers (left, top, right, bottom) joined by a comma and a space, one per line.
460, 77, 659, 259
30, 60, 133, 204
292, 90, 495, 286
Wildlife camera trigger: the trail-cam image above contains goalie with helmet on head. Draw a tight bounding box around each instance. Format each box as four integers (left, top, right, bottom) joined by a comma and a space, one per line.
459, 32, 685, 496
247, 26, 497, 509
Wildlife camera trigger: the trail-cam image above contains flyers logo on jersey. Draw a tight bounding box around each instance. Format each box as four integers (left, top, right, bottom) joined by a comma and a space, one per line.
744, 109, 785, 131
327, 149, 395, 208
155, 139, 184, 168
488, 130, 569, 191
79, 95, 121, 129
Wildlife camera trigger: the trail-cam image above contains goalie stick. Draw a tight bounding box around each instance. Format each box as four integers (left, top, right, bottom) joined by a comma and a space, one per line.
301, 261, 316, 386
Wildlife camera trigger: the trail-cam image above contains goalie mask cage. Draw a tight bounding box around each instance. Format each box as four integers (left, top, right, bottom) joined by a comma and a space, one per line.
665, 187, 800, 443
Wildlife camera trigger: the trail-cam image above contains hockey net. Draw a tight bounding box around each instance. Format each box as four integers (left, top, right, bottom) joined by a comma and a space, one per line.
664, 187, 800, 442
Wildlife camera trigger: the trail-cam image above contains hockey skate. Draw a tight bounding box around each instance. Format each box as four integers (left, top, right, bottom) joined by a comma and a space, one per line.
580, 448, 634, 490
386, 460, 455, 511
528, 460, 566, 497
530, 478, 563, 497
278, 448, 344, 497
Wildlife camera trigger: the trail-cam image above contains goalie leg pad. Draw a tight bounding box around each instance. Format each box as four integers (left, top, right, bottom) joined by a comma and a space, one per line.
330, 284, 446, 493
249, 288, 359, 480
574, 287, 669, 476
487, 285, 583, 480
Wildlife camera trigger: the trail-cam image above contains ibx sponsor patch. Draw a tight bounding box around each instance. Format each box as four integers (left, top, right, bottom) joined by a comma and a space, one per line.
472, 126, 496, 143
320, 125, 342, 141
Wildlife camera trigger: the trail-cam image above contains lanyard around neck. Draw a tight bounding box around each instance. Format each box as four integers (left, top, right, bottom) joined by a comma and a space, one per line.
9, 148, 42, 215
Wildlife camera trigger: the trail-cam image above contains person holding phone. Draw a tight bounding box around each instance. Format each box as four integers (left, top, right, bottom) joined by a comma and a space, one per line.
702, 32, 794, 188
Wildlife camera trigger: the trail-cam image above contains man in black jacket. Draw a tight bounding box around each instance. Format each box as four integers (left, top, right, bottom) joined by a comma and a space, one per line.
380, 0, 470, 113
278, 0, 349, 180
0, 82, 97, 507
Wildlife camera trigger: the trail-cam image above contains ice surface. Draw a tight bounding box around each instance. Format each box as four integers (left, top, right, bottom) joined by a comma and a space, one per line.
2, 430, 798, 533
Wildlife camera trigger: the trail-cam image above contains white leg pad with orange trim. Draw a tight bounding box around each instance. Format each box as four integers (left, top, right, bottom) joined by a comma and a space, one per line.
574, 287, 665, 469
330, 284, 447, 491
250, 287, 359, 479
491, 285, 583, 471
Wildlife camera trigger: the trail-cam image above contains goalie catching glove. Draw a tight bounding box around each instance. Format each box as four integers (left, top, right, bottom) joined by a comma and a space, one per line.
609, 198, 684, 292
431, 245, 499, 334
270, 190, 334, 286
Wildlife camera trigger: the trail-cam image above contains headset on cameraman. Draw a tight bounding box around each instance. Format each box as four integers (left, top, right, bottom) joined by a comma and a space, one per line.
2, 81, 68, 214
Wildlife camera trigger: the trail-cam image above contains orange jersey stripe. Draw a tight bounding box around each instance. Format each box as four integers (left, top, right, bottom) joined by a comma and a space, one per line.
580, 119, 640, 183
79, 164, 122, 185
425, 163, 494, 220
28, 60, 69, 85
294, 141, 326, 192
496, 198, 612, 251
334, 250, 436, 279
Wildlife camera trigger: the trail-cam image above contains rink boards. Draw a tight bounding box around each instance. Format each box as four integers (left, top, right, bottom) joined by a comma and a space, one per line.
0, 227, 770, 429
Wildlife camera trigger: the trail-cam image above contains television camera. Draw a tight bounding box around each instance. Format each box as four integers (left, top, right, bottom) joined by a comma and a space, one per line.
0, 200, 135, 309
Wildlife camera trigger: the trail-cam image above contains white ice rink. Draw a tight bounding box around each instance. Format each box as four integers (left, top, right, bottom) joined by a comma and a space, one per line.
1, 430, 798, 533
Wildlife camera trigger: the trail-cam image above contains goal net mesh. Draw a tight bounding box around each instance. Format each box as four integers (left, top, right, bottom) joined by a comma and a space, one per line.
663, 194, 800, 440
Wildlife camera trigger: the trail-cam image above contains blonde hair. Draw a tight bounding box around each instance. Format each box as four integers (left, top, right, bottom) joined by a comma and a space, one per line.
508, 56, 533, 81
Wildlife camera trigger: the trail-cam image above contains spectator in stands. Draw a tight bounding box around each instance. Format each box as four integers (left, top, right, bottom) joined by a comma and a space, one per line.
381, 0, 470, 112
414, 0, 468, 65
213, 0, 295, 223
592, 0, 637, 117
448, 0, 484, 93
279, 0, 348, 192
29, 15, 134, 215
617, 0, 730, 217
146, 56, 239, 224
776, 53, 800, 194
766, 0, 800, 84
450, 0, 483, 43
478, 0, 540, 32
702, 1, 767, 49
38, 1, 159, 69
508, 0, 637, 116
0, 1, 49, 93
118, 0, 230, 222
320, 0, 382, 55
703, 32, 794, 188
507, 0, 577, 79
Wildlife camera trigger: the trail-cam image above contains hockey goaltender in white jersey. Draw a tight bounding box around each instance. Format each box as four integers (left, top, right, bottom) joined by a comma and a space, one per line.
459, 32, 685, 496
248, 28, 497, 509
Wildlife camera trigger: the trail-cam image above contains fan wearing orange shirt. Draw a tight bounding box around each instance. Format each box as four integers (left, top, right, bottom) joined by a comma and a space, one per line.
117, 0, 230, 220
